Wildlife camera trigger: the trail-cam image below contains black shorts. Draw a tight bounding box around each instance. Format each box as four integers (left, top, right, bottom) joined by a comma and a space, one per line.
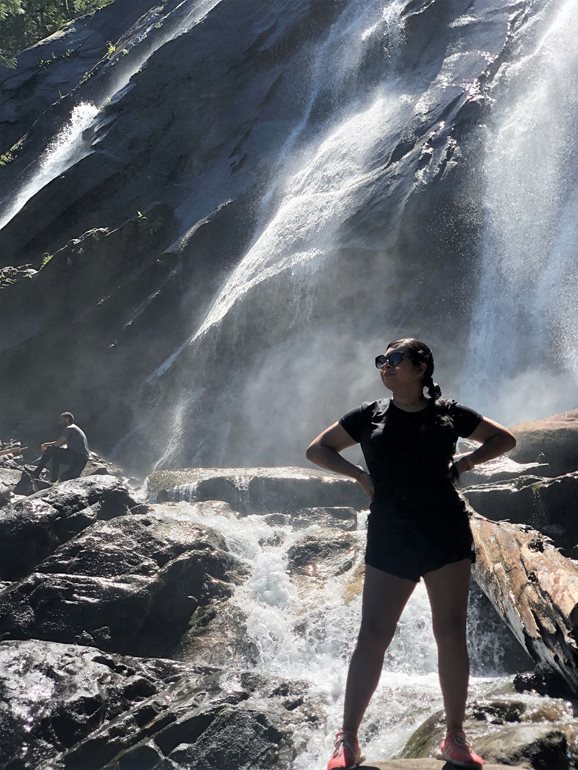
365, 510, 475, 583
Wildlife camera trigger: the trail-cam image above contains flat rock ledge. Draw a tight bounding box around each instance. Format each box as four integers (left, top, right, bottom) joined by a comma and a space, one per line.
360, 762, 523, 769
147, 466, 367, 512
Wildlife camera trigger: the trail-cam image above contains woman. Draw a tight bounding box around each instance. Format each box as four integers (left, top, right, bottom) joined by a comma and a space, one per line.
306, 338, 516, 770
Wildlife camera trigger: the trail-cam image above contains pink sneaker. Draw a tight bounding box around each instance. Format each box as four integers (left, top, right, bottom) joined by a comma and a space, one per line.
327, 730, 366, 769
439, 728, 484, 768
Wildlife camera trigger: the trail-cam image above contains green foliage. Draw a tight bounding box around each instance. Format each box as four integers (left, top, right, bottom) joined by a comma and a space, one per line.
105, 40, 115, 57
0, 137, 24, 166
38, 46, 76, 68
0, 0, 115, 62
0, 150, 14, 167
41, 253, 53, 267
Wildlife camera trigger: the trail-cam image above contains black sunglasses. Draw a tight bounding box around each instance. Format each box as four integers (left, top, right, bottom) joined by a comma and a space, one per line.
375, 351, 405, 369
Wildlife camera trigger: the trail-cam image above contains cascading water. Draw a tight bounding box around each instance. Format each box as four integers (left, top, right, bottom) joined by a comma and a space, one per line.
159, 497, 513, 766
0, 0, 223, 234
464, 0, 578, 421
0, 102, 98, 230
131, 0, 530, 471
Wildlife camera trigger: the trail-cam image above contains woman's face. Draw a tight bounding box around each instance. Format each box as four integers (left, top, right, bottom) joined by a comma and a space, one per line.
378, 346, 426, 391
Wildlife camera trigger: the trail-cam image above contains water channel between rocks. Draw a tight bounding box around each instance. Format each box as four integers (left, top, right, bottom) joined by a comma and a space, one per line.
150, 493, 512, 767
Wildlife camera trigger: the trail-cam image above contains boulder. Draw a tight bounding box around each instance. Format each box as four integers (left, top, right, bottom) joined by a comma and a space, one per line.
0, 513, 246, 656
465, 472, 578, 553
148, 467, 367, 512
287, 531, 361, 578
176, 598, 259, 669
0, 475, 138, 580
0, 638, 190, 770
0, 467, 20, 504
399, 691, 578, 769
13, 466, 52, 496
509, 410, 578, 476
0, 639, 310, 770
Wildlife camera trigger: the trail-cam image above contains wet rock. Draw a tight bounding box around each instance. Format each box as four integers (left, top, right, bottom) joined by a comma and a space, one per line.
287, 531, 361, 578
475, 724, 575, 770
0, 639, 313, 770
510, 410, 578, 476
151, 704, 296, 770
263, 505, 358, 531
514, 664, 578, 700
149, 467, 366, 513
0, 475, 138, 580
176, 599, 259, 669
399, 691, 578, 769
0, 467, 20, 504
0, 639, 191, 770
37, 474, 139, 519
461, 459, 552, 488
0, 513, 247, 656
13, 466, 52, 496
465, 471, 578, 553
82, 450, 132, 480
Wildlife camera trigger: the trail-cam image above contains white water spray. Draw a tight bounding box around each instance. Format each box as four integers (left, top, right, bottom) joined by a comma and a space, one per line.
0, 102, 98, 230
465, 0, 578, 419
159, 499, 506, 766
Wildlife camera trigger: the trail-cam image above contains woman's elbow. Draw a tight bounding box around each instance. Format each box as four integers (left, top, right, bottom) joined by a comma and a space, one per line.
503, 430, 517, 451
305, 443, 318, 462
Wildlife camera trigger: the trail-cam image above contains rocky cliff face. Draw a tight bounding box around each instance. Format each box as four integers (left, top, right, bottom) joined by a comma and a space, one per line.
0, 0, 576, 471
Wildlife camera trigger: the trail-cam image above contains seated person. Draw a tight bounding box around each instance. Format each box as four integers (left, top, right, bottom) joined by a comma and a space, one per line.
32, 412, 89, 482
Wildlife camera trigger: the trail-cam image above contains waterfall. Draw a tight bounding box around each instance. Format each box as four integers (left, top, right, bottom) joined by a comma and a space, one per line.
0, 0, 222, 234
464, 0, 578, 422
193, 89, 409, 342
0, 102, 98, 230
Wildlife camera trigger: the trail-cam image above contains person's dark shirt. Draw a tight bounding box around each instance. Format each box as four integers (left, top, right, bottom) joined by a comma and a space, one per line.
339, 398, 482, 520
63, 424, 89, 457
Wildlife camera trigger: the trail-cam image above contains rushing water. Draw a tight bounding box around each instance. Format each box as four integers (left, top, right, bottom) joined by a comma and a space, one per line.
156, 493, 509, 766
464, 0, 578, 421
192, 0, 408, 342
0, 102, 98, 230
0, 0, 223, 234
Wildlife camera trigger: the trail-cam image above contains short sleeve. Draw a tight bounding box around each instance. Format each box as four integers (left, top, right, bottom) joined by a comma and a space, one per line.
339, 402, 373, 443
448, 401, 483, 438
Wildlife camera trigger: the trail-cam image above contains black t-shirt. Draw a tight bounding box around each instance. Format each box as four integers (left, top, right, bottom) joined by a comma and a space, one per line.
340, 398, 482, 521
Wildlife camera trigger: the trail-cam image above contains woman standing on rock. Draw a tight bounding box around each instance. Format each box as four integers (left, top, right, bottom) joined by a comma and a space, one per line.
306, 338, 516, 770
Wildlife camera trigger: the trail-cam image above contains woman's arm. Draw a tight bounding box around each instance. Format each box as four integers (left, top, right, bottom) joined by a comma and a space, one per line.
454, 417, 516, 477
306, 422, 374, 498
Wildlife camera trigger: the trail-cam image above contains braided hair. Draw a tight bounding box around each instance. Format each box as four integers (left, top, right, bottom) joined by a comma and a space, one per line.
386, 338, 442, 401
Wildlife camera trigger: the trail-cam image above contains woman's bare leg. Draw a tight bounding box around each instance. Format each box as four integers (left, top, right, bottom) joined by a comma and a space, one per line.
342, 565, 417, 732
423, 558, 471, 730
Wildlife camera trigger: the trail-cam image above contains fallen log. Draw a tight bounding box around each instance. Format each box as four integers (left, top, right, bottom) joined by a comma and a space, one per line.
0, 445, 27, 457
471, 512, 578, 695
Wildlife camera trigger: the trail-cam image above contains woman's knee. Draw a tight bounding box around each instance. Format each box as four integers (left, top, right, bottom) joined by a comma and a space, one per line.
356, 619, 397, 650
432, 615, 467, 644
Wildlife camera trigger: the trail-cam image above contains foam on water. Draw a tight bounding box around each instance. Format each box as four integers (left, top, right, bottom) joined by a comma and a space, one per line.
162, 501, 503, 766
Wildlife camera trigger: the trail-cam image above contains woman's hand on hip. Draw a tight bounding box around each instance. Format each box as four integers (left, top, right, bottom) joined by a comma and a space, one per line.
356, 470, 375, 500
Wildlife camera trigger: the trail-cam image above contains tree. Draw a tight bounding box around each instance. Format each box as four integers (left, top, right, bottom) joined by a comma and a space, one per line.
0, 0, 113, 66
